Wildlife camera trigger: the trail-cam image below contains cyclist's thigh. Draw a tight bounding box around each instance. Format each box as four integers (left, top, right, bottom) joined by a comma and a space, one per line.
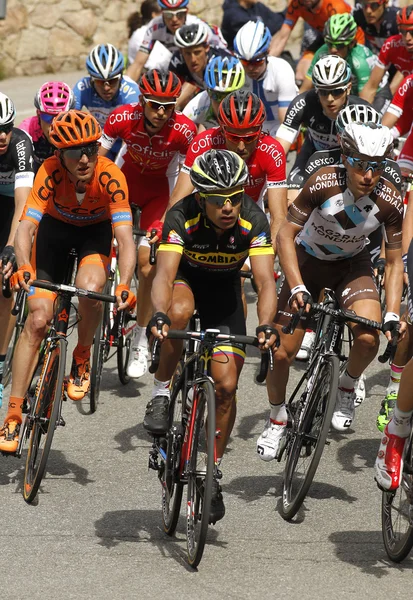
25, 295, 54, 327
34, 216, 77, 283
335, 249, 380, 312
123, 166, 170, 230
75, 220, 112, 289
170, 275, 196, 321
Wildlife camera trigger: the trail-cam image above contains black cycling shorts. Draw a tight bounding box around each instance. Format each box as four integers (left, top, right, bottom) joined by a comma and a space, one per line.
287, 138, 316, 190
33, 215, 112, 283
0, 195, 15, 253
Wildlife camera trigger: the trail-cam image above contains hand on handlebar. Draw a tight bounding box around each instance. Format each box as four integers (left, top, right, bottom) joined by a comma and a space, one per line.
115, 284, 136, 311
147, 311, 171, 341
146, 219, 163, 245
12, 264, 35, 292
382, 312, 403, 343
289, 285, 312, 314
256, 324, 280, 352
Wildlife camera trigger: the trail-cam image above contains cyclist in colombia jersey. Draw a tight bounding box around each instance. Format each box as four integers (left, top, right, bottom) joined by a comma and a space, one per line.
145, 149, 278, 523
0, 111, 136, 454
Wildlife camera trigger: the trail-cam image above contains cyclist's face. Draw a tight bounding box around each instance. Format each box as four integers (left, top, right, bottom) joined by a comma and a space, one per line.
401, 29, 413, 53
241, 58, 267, 80
327, 43, 350, 59
162, 8, 187, 33
343, 155, 383, 198
181, 46, 209, 74
361, 1, 385, 24
224, 126, 260, 160
200, 185, 243, 230
142, 95, 176, 131
318, 86, 350, 120
0, 127, 13, 155
60, 147, 98, 183
92, 75, 122, 101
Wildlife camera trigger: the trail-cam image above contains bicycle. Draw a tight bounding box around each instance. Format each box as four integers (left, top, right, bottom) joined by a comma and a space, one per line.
14, 271, 116, 504
148, 320, 272, 568
278, 289, 393, 521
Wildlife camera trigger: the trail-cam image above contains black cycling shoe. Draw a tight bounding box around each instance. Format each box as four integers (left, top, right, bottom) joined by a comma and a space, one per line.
209, 479, 225, 525
143, 395, 169, 435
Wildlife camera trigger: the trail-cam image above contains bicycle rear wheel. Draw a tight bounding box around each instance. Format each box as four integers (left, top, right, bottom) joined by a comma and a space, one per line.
90, 298, 110, 413
23, 338, 66, 503
281, 354, 339, 521
162, 359, 185, 535
116, 270, 138, 385
381, 434, 413, 562
186, 379, 216, 568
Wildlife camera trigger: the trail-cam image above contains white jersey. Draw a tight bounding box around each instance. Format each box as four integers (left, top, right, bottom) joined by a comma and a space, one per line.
140, 14, 226, 54
183, 91, 218, 129
242, 57, 297, 138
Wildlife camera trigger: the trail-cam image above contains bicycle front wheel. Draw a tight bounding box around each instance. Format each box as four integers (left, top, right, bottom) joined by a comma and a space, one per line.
186, 379, 216, 569
23, 338, 67, 503
281, 354, 339, 521
90, 298, 110, 413
382, 435, 413, 562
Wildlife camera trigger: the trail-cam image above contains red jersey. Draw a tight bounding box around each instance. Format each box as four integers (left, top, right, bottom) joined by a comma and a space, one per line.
181, 127, 287, 202
377, 34, 413, 76
101, 103, 197, 177
387, 74, 413, 119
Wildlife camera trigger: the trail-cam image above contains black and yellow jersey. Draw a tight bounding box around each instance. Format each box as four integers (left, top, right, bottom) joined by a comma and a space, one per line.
159, 193, 274, 277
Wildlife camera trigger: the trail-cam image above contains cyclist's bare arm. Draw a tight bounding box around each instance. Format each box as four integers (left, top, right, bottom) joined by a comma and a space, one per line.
299, 77, 313, 93
126, 50, 148, 83
390, 70, 404, 95
168, 169, 194, 209
269, 24, 291, 57
360, 65, 386, 103
6, 187, 31, 250
250, 253, 278, 325
384, 246, 404, 318
276, 219, 304, 291
14, 219, 36, 269
176, 82, 198, 112
114, 224, 137, 288
267, 186, 288, 256
275, 136, 292, 156
278, 106, 288, 125
151, 249, 181, 338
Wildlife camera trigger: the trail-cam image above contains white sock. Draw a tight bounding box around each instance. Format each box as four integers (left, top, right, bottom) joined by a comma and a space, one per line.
339, 369, 358, 391
152, 378, 171, 399
270, 402, 287, 424
133, 325, 147, 349
388, 405, 412, 438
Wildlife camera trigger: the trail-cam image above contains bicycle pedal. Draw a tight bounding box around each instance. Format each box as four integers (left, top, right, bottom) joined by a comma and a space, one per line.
58, 416, 66, 427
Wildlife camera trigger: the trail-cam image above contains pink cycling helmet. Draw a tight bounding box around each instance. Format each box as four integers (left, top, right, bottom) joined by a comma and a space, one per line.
34, 81, 75, 115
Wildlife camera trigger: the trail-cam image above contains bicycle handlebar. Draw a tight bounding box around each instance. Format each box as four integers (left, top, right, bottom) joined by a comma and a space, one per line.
30, 279, 116, 304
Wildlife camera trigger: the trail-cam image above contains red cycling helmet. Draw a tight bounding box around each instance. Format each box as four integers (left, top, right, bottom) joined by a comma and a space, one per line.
218, 90, 266, 129
138, 69, 182, 98
397, 5, 413, 29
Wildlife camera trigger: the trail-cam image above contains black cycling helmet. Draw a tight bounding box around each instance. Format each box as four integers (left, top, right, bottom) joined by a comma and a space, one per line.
190, 149, 249, 192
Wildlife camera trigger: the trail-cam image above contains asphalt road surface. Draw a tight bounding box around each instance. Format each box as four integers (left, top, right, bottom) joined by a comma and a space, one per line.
0, 73, 412, 599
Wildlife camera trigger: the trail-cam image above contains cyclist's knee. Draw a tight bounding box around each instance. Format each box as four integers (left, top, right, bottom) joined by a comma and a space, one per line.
138, 261, 155, 280
354, 328, 380, 353
273, 341, 295, 366
169, 300, 192, 329
215, 382, 237, 409
26, 309, 50, 340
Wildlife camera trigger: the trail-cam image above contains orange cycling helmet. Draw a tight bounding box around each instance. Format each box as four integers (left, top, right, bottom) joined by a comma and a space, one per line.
49, 110, 102, 149
218, 90, 266, 129
397, 5, 413, 30
138, 69, 182, 98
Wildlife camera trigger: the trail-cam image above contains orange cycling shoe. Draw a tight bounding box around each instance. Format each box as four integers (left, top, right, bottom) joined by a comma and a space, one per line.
0, 420, 21, 454
66, 356, 91, 401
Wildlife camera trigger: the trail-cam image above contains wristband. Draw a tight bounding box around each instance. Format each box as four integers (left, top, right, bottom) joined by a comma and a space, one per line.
384, 312, 399, 324
289, 284, 310, 306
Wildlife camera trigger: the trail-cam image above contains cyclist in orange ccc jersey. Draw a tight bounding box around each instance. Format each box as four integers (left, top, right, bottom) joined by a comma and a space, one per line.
0, 111, 136, 454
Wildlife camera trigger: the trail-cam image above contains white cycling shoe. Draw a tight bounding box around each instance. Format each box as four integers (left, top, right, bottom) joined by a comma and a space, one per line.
126, 346, 148, 379
331, 387, 356, 432
354, 373, 366, 408
257, 420, 286, 461
296, 330, 316, 361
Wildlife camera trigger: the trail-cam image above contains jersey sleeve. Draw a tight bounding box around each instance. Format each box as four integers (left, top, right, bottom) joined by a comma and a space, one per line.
258, 138, 287, 188
100, 107, 124, 150
351, 45, 375, 92
139, 19, 156, 54
276, 93, 307, 145
284, 0, 300, 29
287, 170, 329, 227
158, 204, 187, 255
102, 162, 132, 228
387, 74, 413, 118
247, 208, 274, 257
276, 60, 299, 108
376, 39, 393, 70
21, 161, 51, 225
73, 79, 86, 110
12, 131, 35, 190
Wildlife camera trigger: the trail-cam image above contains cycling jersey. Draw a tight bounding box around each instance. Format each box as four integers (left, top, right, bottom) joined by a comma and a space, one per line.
22, 156, 131, 228
140, 15, 226, 54
352, 6, 399, 55
307, 44, 382, 94
386, 73, 413, 120
19, 116, 54, 172
276, 90, 370, 151
376, 34, 413, 76
303, 148, 403, 192
181, 127, 287, 204
288, 165, 403, 260
284, 0, 365, 43
242, 57, 297, 138
159, 192, 274, 277
183, 91, 218, 129
0, 128, 34, 197
100, 102, 196, 177
169, 46, 231, 88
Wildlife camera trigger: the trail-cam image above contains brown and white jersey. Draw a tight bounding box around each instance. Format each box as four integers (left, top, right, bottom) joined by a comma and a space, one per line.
287, 165, 403, 261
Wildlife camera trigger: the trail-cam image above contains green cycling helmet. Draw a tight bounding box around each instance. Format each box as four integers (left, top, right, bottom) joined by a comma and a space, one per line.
324, 14, 358, 46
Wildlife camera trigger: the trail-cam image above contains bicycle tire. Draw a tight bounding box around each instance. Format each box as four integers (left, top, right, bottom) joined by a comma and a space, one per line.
281, 354, 339, 521
23, 338, 66, 503
2, 320, 24, 388
116, 269, 138, 385
381, 434, 413, 562
186, 378, 216, 568
162, 359, 185, 535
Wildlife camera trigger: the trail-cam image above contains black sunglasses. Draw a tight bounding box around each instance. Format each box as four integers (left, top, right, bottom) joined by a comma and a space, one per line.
0, 123, 13, 135
316, 87, 348, 98
63, 143, 99, 160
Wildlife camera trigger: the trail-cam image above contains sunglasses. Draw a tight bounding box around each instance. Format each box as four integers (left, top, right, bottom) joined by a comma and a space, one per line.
0, 123, 13, 134
199, 189, 244, 208
240, 57, 266, 67
162, 8, 187, 17
143, 98, 177, 111
92, 74, 122, 87
346, 155, 387, 172
361, 1, 384, 9
63, 143, 99, 161
316, 87, 348, 97
223, 128, 261, 144
39, 112, 55, 124
326, 41, 349, 49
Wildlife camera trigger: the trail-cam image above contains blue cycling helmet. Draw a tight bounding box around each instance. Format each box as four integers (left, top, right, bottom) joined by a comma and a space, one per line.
233, 20, 271, 61
204, 55, 245, 92
157, 0, 189, 9
86, 44, 124, 80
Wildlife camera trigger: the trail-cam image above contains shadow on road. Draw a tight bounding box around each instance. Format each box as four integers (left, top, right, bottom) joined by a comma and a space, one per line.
94, 509, 227, 570
329, 530, 413, 576
113, 422, 151, 454
336, 437, 378, 474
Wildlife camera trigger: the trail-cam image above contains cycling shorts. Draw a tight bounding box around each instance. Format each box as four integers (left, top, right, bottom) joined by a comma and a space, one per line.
275, 244, 379, 329
121, 163, 177, 231
174, 270, 246, 361
287, 138, 315, 190
0, 195, 14, 253
29, 215, 112, 301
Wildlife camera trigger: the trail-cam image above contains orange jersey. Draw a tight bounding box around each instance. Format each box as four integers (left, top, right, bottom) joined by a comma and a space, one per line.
285, 0, 365, 44
22, 155, 132, 228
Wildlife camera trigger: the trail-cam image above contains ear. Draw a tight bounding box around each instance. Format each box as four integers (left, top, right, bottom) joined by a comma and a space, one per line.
54, 149, 61, 158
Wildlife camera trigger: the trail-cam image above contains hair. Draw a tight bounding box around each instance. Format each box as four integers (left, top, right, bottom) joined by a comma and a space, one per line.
127, 0, 161, 37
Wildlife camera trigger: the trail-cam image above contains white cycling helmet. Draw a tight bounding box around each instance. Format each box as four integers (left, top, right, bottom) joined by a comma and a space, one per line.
0, 92, 16, 125
233, 20, 271, 61
340, 122, 393, 158
336, 104, 381, 135
86, 43, 124, 80
312, 54, 352, 89
174, 22, 210, 48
